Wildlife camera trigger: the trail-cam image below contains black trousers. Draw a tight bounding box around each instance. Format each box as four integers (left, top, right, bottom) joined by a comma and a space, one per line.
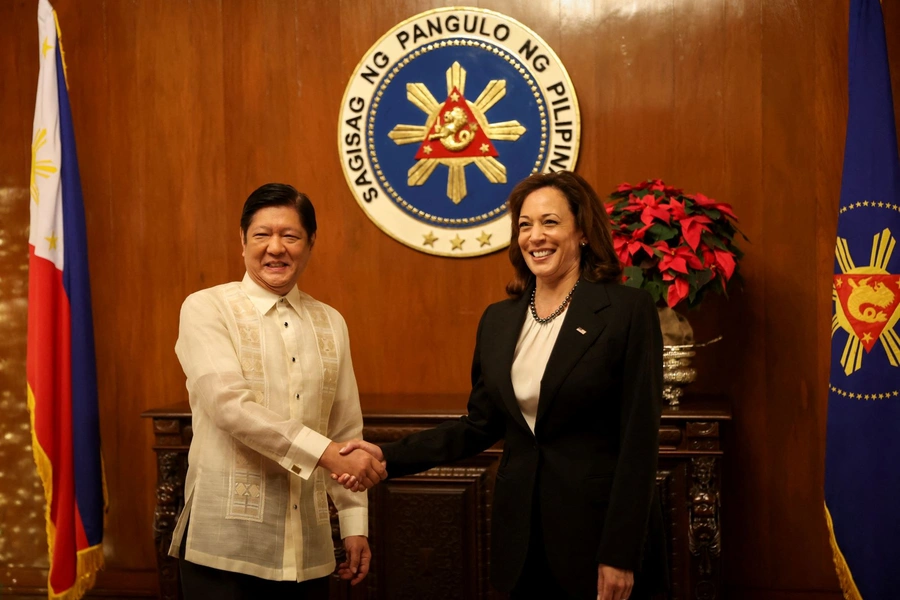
178, 520, 329, 600
179, 558, 329, 600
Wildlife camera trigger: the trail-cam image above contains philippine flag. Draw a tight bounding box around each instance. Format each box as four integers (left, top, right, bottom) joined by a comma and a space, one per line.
27, 1, 106, 598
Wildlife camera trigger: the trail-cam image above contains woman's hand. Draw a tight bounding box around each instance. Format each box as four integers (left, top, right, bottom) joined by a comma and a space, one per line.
597, 564, 633, 600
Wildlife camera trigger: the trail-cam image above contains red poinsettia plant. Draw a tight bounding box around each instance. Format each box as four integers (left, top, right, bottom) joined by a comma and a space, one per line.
606, 179, 746, 309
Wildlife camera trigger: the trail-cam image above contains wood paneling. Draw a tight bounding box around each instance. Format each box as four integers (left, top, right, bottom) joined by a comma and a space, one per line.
1, 0, 898, 597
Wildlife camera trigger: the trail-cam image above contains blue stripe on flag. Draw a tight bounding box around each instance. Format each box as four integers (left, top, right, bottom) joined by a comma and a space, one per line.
55, 42, 103, 547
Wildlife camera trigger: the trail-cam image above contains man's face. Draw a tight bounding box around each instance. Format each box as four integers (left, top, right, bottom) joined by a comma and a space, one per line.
241, 205, 314, 296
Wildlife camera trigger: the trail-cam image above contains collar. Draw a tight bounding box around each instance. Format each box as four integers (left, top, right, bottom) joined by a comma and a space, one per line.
240, 273, 304, 317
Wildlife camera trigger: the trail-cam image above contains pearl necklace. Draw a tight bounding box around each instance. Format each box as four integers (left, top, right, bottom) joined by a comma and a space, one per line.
530, 280, 579, 324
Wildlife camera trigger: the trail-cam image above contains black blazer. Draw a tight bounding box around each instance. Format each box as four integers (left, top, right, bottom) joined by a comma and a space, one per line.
381, 279, 667, 598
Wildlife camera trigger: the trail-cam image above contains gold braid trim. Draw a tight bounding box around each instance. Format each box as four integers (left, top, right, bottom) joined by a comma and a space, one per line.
49, 544, 105, 600
825, 503, 863, 600
27, 384, 106, 600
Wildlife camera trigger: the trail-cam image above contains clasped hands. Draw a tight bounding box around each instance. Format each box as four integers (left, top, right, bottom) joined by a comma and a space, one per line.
320, 440, 384, 492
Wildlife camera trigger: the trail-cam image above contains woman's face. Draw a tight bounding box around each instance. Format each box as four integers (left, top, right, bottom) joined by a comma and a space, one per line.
517, 186, 585, 285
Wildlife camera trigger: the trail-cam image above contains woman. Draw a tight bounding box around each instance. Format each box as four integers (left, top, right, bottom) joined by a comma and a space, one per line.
337, 171, 666, 600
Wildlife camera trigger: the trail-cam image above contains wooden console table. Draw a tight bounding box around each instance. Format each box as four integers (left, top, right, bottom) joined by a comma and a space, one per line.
142, 394, 730, 600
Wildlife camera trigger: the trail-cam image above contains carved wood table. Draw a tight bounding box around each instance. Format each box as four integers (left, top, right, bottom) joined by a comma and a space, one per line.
142, 394, 730, 600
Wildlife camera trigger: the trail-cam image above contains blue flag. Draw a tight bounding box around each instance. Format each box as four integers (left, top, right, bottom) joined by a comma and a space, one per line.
824, 0, 900, 599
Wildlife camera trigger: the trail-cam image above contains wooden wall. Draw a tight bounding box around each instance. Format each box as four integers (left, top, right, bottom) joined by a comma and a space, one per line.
2, 0, 899, 597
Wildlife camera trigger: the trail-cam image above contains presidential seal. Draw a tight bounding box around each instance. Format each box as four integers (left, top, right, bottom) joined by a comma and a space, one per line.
830, 202, 900, 401
338, 7, 580, 257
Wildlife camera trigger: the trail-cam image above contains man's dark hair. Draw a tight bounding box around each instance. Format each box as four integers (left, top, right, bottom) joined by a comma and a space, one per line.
240, 183, 317, 240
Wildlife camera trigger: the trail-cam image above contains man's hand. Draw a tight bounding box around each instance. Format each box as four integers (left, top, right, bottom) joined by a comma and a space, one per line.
337, 535, 370, 585
597, 564, 633, 600
329, 440, 386, 492
318, 442, 386, 490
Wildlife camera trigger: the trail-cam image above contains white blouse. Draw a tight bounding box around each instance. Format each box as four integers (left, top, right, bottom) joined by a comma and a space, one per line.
510, 306, 568, 433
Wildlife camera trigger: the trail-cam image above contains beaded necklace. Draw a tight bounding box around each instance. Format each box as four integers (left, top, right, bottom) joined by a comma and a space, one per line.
529, 280, 579, 324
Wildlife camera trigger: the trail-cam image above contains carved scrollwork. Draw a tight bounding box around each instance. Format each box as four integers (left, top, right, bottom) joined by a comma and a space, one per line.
153, 450, 186, 600
689, 456, 721, 600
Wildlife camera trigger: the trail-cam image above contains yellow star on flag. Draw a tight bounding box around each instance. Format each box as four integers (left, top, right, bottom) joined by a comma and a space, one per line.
42, 37, 53, 58
45, 233, 58, 250
862, 332, 874, 343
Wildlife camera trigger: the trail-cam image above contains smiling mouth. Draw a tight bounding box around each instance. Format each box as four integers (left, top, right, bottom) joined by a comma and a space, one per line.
265, 262, 289, 268
531, 250, 554, 258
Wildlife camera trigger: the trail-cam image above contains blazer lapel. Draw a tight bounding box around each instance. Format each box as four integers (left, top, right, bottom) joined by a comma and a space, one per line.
535, 280, 611, 425
487, 289, 533, 434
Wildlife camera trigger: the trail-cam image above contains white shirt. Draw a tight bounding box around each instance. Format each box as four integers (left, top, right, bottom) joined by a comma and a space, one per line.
511, 307, 568, 432
168, 274, 367, 582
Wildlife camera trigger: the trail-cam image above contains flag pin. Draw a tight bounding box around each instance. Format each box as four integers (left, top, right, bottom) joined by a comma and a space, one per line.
576, 327, 586, 335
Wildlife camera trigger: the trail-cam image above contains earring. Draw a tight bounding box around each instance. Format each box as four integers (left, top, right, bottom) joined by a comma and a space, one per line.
580, 241, 587, 247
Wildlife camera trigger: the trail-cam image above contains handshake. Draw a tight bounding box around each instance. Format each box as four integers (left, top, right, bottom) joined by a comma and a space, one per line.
319, 440, 385, 492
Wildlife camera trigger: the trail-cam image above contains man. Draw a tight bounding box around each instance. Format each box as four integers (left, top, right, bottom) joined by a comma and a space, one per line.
169, 183, 384, 599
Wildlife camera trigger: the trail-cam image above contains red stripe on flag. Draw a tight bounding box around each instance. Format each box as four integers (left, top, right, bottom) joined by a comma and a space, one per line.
27, 245, 78, 594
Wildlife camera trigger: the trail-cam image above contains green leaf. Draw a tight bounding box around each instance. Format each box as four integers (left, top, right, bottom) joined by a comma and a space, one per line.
649, 223, 678, 241
701, 233, 727, 250
623, 266, 645, 288
645, 280, 666, 304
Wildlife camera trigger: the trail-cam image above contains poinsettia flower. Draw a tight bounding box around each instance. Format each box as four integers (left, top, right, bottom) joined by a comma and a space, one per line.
714, 249, 736, 281
680, 216, 713, 250
662, 272, 690, 308
613, 237, 634, 266
700, 245, 716, 269
615, 194, 644, 213
669, 199, 714, 250
626, 221, 648, 238
606, 181, 744, 309
653, 242, 704, 274
636, 194, 671, 226
692, 193, 738, 220
613, 226, 654, 265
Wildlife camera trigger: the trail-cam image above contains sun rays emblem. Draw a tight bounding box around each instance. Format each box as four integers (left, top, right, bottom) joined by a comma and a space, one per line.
387, 61, 525, 205
832, 227, 900, 376
338, 7, 581, 257
30, 128, 58, 204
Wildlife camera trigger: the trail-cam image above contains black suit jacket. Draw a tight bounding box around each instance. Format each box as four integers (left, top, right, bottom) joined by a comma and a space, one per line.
381, 279, 667, 598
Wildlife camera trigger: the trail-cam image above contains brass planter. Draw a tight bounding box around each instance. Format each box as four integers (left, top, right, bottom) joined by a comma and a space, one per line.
662, 344, 697, 406
661, 336, 722, 406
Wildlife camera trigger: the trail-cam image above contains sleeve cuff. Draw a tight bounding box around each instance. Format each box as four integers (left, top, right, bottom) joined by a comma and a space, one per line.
338, 507, 369, 538
279, 427, 331, 480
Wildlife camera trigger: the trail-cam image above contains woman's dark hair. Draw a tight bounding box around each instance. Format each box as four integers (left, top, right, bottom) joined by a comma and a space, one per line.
240, 183, 317, 240
506, 171, 622, 297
